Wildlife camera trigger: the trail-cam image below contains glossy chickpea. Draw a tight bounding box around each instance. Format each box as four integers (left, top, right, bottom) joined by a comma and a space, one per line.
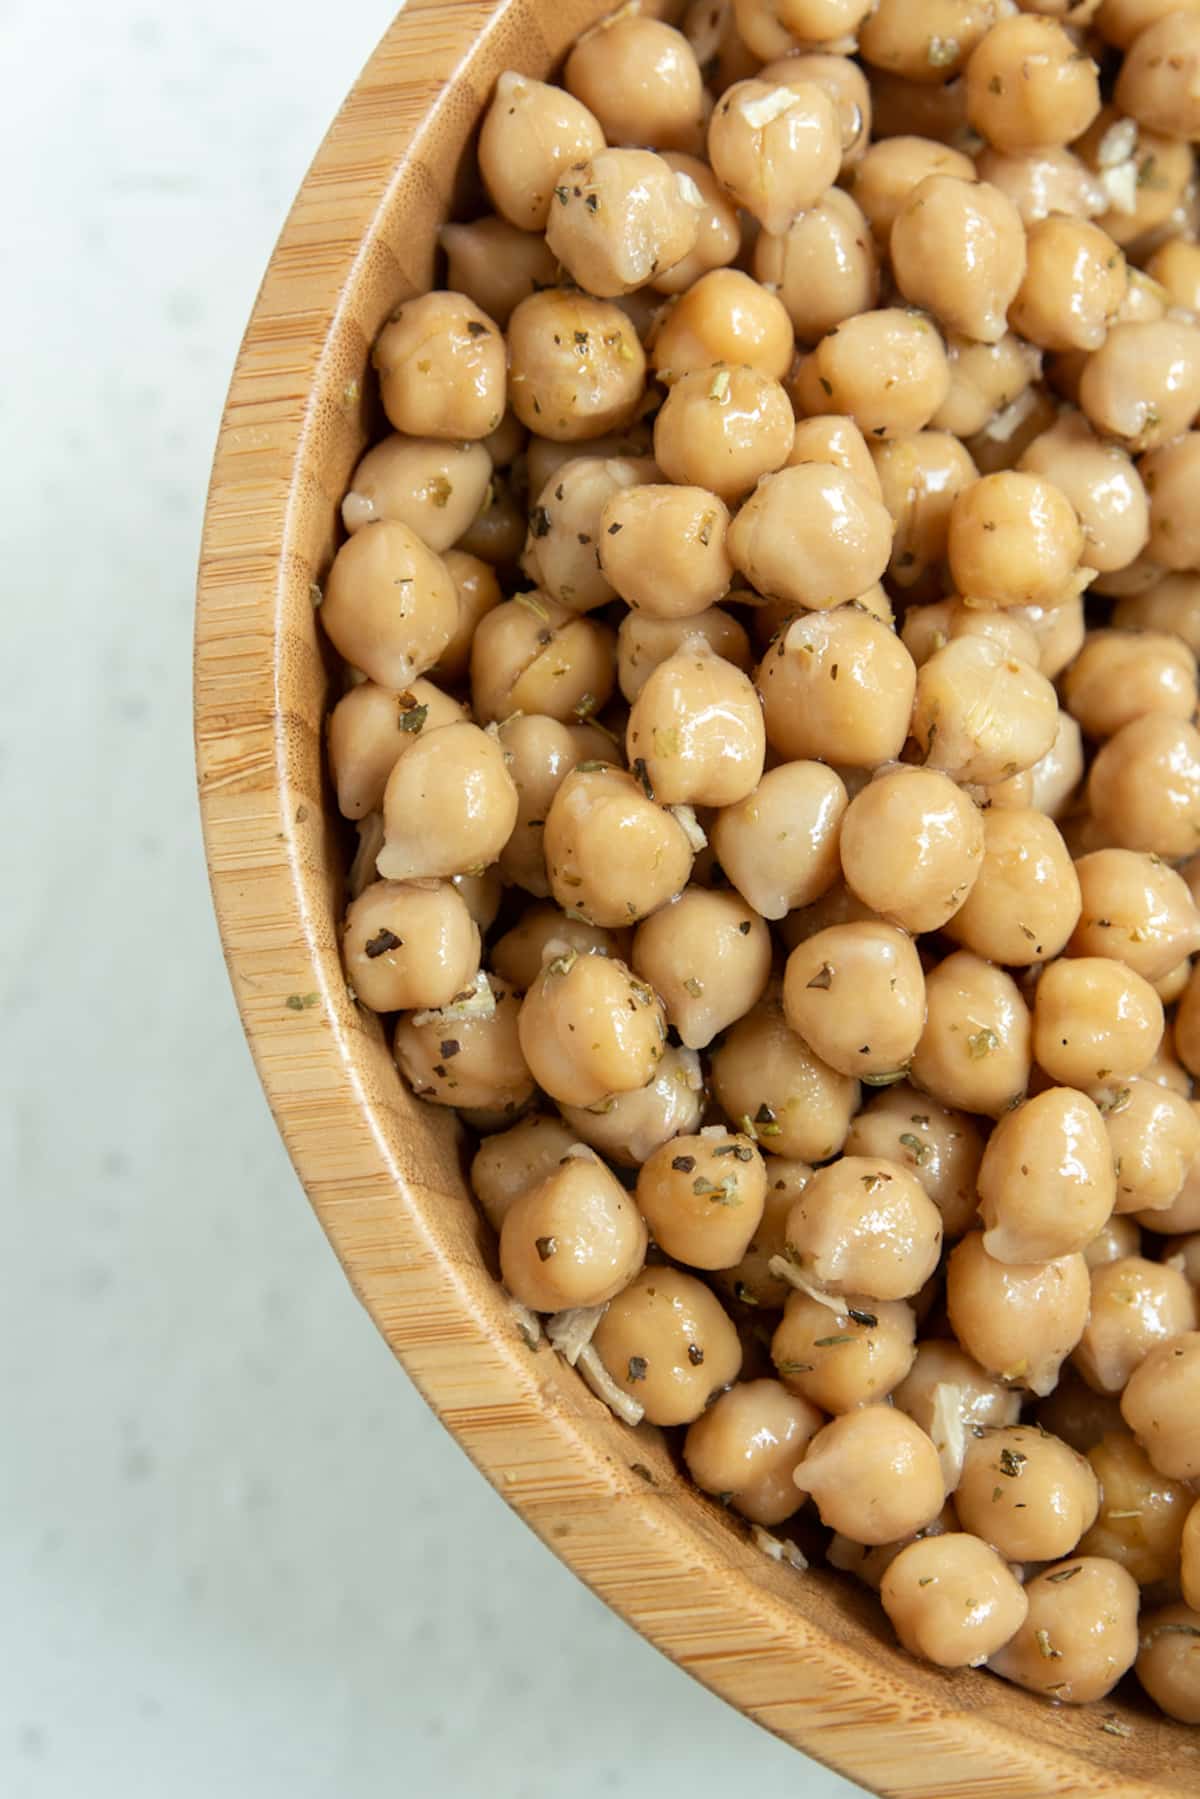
913, 636, 1059, 785
439, 217, 559, 330
559, 1042, 705, 1169
477, 72, 604, 230
893, 1340, 1022, 1467
1079, 318, 1200, 454
1030, 711, 1086, 818
792, 1406, 946, 1545
859, 0, 999, 83
435, 553, 502, 684
342, 880, 480, 1014
1118, 574, 1200, 656
1075, 1255, 1199, 1400
684, 1380, 825, 1530
1116, 11, 1200, 140
793, 308, 952, 439
499, 1148, 648, 1312
340, 435, 492, 553
989, 1558, 1140, 1703
782, 924, 925, 1082
840, 768, 983, 935
373, 292, 505, 441
752, 189, 879, 346
625, 640, 765, 808
846, 1084, 983, 1240
651, 153, 742, 295
543, 765, 693, 928
1033, 957, 1163, 1089
882, 1534, 1028, 1671
1184, 1501, 1200, 1610
653, 363, 793, 501
911, 951, 1032, 1117
565, 14, 704, 152
490, 908, 626, 993
470, 1112, 580, 1233
757, 53, 872, 170
1009, 217, 1125, 354
327, 678, 464, 822
651, 269, 793, 383
637, 1129, 766, 1269
1142, 1032, 1193, 1089
517, 950, 666, 1108
524, 456, 655, 613
783, 1156, 943, 1302
851, 137, 977, 247
712, 1157, 811, 1312
1099, 1079, 1200, 1216
592, 1265, 743, 1426
946, 1233, 1089, 1394
1143, 434, 1200, 572
965, 16, 1101, 153
618, 605, 751, 703
728, 464, 893, 612
1179, 971, 1200, 1078
320, 520, 459, 692
1088, 714, 1200, 859
978, 1088, 1116, 1264
525, 422, 655, 498
757, 609, 917, 769
507, 291, 646, 442
975, 145, 1106, 227
786, 416, 883, 496
707, 79, 840, 235
712, 761, 847, 921
1097, 0, 1200, 49
710, 993, 859, 1164
470, 593, 616, 726
1137, 1603, 1200, 1725
496, 715, 613, 898
395, 974, 533, 1117
733, 0, 874, 57
949, 471, 1085, 609
633, 886, 770, 1049
871, 432, 977, 591
771, 1289, 917, 1414
891, 176, 1026, 345
1122, 1332, 1200, 1479
1018, 416, 1149, 577
1084, 1214, 1142, 1270
947, 810, 1080, 968
547, 149, 701, 298
1146, 235, 1200, 311
933, 331, 1043, 438
375, 721, 517, 882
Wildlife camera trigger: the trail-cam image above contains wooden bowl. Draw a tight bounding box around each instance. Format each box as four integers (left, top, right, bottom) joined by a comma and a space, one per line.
195, 5, 1199, 1791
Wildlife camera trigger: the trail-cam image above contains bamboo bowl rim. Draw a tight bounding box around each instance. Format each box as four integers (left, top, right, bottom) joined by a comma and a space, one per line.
194, 3, 1200, 1792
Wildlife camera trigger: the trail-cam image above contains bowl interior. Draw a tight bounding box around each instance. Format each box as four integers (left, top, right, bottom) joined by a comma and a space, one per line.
195, 2, 1200, 1792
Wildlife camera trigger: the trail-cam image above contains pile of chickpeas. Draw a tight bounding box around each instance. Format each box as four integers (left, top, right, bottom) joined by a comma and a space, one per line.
320, 0, 1200, 1726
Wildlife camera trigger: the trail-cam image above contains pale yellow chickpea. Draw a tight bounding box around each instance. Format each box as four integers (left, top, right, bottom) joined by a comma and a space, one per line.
782, 924, 925, 1082
1035, 1365, 1127, 1453
1143, 434, 1200, 572
1017, 415, 1149, 578
892, 1340, 1022, 1465
1081, 1429, 1194, 1583
1118, 573, 1200, 657
947, 809, 1081, 968
949, 470, 1085, 609
342, 879, 481, 1014
1089, 713, 1200, 859
651, 152, 743, 294
525, 422, 655, 499
771, 1289, 917, 1414
1009, 216, 1126, 353
547, 149, 701, 298
490, 907, 626, 993
469, 1112, 580, 1233
859, 0, 999, 83
477, 72, 604, 231
936, 599, 1043, 668
891, 175, 1026, 345
850, 136, 977, 247
599, 483, 728, 620
707, 79, 841, 234
496, 714, 614, 898
733, 0, 874, 58
845, 1084, 984, 1240
373, 720, 516, 883
1079, 318, 1200, 454
757, 53, 872, 170
684, 1379, 824, 1525
507, 290, 647, 442
434, 552, 502, 684
653, 363, 794, 501
1179, 970, 1200, 1078
517, 949, 666, 1108
524, 455, 655, 613
713, 1156, 812, 1311
1099, 1077, 1200, 1216
1033, 957, 1163, 1089
1116, 10, 1200, 139
340, 435, 493, 553
990, 1557, 1139, 1703
373, 292, 506, 442
637, 1129, 767, 1269
975, 145, 1107, 227
565, 14, 704, 153
827, 1501, 959, 1591
793, 308, 952, 439
394, 974, 532, 1117
559, 1041, 706, 1168
632, 886, 771, 1048
320, 520, 460, 692
881, 1534, 1028, 1671
1030, 710, 1086, 819
1122, 1331, 1200, 1478
1137, 1603, 1200, 1725
499, 1148, 648, 1312
728, 464, 893, 611
932, 331, 1043, 437
591, 1265, 743, 1426
712, 761, 847, 920
469, 593, 616, 726
1143, 1028, 1193, 1086
1184, 1501, 1200, 1610
710, 992, 859, 1163
871, 432, 977, 591
786, 415, 883, 496
752, 188, 879, 346
618, 605, 751, 702
965, 15, 1101, 153
651, 269, 793, 383
783, 1156, 943, 1302
757, 609, 917, 769
625, 640, 765, 808
912, 951, 1032, 1118
1075, 1254, 1199, 1400
1098, 0, 1200, 49
947, 1233, 1090, 1394
840, 767, 985, 935
543, 764, 693, 928
978, 1087, 1116, 1264
913, 636, 1059, 785
1146, 235, 1200, 312
792, 1405, 946, 1545
1084, 1213, 1142, 1269
1068, 631, 1198, 746
327, 678, 464, 823
438, 217, 558, 331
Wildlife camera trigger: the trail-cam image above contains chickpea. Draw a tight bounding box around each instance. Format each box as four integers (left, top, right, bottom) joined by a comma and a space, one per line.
375, 291, 505, 441
757, 609, 917, 769
559, 1041, 706, 1168
637, 1129, 766, 1269
965, 16, 1101, 153
1097, 0, 1200, 49
1017, 422, 1149, 583
1142, 434, 1200, 575
618, 605, 751, 703
524, 456, 655, 613
1089, 713, 1200, 859
933, 331, 1043, 438
342, 879, 480, 1014
946, 1233, 1089, 1394
713, 1157, 812, 1311
975, 145, 1107, 228
733, 0, 874, 57
1121, 1331, 1200, 1479
320, 520, 459, 692
1179, 970, 1200, 1078
591, 1265, 743, 1426
1084, 1431, 1192, 1585
851, 137, 977, 247
653, 363, 793, 501
683, 0, 759, 94
786, 415, 883, 497
625, 640, 765, 808
846, 1085, 983, 1241
651, 269, 793, 384
947, 809, 1081, 969
543, 765, 693, 928
752, 189, 879, 346
633, 886, 771, 1048
517, 949, 666, 1108
913, 636, 1059, 786
710, 991, 860, 1163
729, 464, 893, 612
893, 1340, 1022, 1465
1079, 318, 1200, 454
490, 907, 626, 992
1143, 1027, 1193, 1085
507, 290, 646, 442
496, 715, 611, 898
949, 471, 1086, 611
858, 0, 998, 82
685, 1379, 824, 1525
757, 53, 872, 170
1116, 11, 1200, 140
978, 1088, 1116, 1264
470, 1111, 580, 1232
771, 1289, 917, 1414
783, 1156, 943, 1302
499, 1148, 648, 1312
1084, 1213, 1142, 1269
435, 552, 502, 684
439, 217, 559, 331
782, 924, 925, 1082
881, 1533, 1027, 1672
1009, 217, 1126, 356
1033, 957, 1163, 1089
827, 1501, 959, 1591
1075, 1255, 1199, 1403
925, 597, 1044, 668
1114, 572, 1200, 655
1101, 1078, 1200, 1219
565, 14, 704, 153
327, 678, 464, 823
339, 435, 491, 554
395, 973, 532, 1117
547, 149, 701, 298
707, 80, 840, 235
1185, 1501, 1200, 1610
891, 176, 1026, 346
840, 767, 984, 935
794, 308, 952, 439
912, 951, 1033, 1118
712, 761, 847, 920
525, 421, 655, 499
1074, 634, 1199, 754
375, 721, 517, 882
1137, 1603, 1200, 1725
989, 1558, 1140, 1703
871, 432, 977, 591
470, 593, 616, 726
1146, 235, 1200, 312
651, 153, 742, 294
477, 71, 604, 231
1029, 710, 1085, 819
792, 1405, 946, 1545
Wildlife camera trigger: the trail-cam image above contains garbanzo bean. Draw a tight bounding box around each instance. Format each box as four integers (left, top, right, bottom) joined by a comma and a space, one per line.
850, 136, 977, 247
651, 152, 743, 294
327, 678, 464, 822
707, 79, 841, 234
320, 520, 460, 691
949, 470, 1085, 609
1146, 234, 1200, 311
793, 308, 952, 439
1075, 1255, 1199, 1398
891, 175, 1026, 345
713, 1155, 812, 1311
592, 1264, 743, 1425
1036, 1365, 1128, 1453
478, 71, 604, 230
712, 761, 847, 920
911, 950, 1032, 1117
618, 604, 752, 702
651, 268, 793, 383
913, 636, 1059, 785
933, 330, 1043, 437
565, 13, 705, 153
547, 149, 702, 297
1097, 1078, 1200, 1215
559, 1041, 706, 1167
1097, 0, 1200, 49
470, 592, 616, 726
1033, 956, 1163, 1089
496, 714, 614, 897
710, 991, 860, 1163
757, 609, 917, 768
1030, 710, 1086, 819
524, 456, 656, 612
490, 907, 625, 992
1018, 416, 1149, 577
882, 1533, 1028, 1672
1142, 433, 1200, 572
1010, 217, 1125, 354
372, 292, 505, 442
840, 767, 984, 934
758, 52, 872, 169
978, 1087, 1116, 1264
989, 1558, 1140, 1703
653, 363, 794, 500
845, 1083, 983, 1239
453, 472, 525, 565
959, 1425, 1100, 1563
507, 290, 647, 442
517, 949, 667, 1107
965, 15, 1101, 153
1121, 1331, 1200, 1479
633, 885, 771, 1047
1114, 573, 1200, 657
637, 1128, 766, 1268
892, 1339, 1022, 1465
395, 974, 533, 1117
1137, 1603, 1200, 1725
871, 432, 977, 592
1079, 317, 1200, 453
374, 720, 516, 883
792, 1405, 946, 1545
500, 1147, 648, 1312
946, 1232, 1089, 1394
1088, 713, 1200, 859
733, 0, 874, 58
783, 1155, 943, 1301
543, 764, 693, 927
341, 435, 492, 552
783, 923, 925, 1081
1084, 1213, 1142, 1269
469, 1111, 580, 1232
946, 809, 1081, 968
684, 1378, 824, 1524
859, 0, 999, 84
752, 188, 880, 345
435, 552, 502, 683
625, 640, 765, 807
975, 144, 1107, 227
772, 1288, 917, 1413
342, 879, 480, 1014
439, 216, 558, 330
1115, 10, 1200, 140
728, 463, 893, 611
787, 415, 883, 495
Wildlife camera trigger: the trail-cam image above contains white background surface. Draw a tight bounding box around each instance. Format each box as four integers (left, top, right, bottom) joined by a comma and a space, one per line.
1, 3, 866, 1794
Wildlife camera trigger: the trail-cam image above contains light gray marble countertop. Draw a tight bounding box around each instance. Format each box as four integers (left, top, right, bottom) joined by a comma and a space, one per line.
1, 3, 866, 1792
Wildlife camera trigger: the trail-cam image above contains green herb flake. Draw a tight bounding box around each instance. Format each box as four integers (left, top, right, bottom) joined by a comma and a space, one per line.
806, 963, 834, 991
286, 992, 320, 1010
847, 1307, 878, 1329
535, 1235, 557, 1261
672, 1154, 697, 1173
967, 1028, 999, 1060
898, 1131, 932, 1167
687, 1343, 704, 1366
998, 1447, 1027, 1478
627, 1355, 648, 1382
397, 703, 428, 734
813, 1335, 855, 1349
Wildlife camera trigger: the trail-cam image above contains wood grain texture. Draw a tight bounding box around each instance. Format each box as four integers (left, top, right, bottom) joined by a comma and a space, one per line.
195, 4, 1199, 1792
